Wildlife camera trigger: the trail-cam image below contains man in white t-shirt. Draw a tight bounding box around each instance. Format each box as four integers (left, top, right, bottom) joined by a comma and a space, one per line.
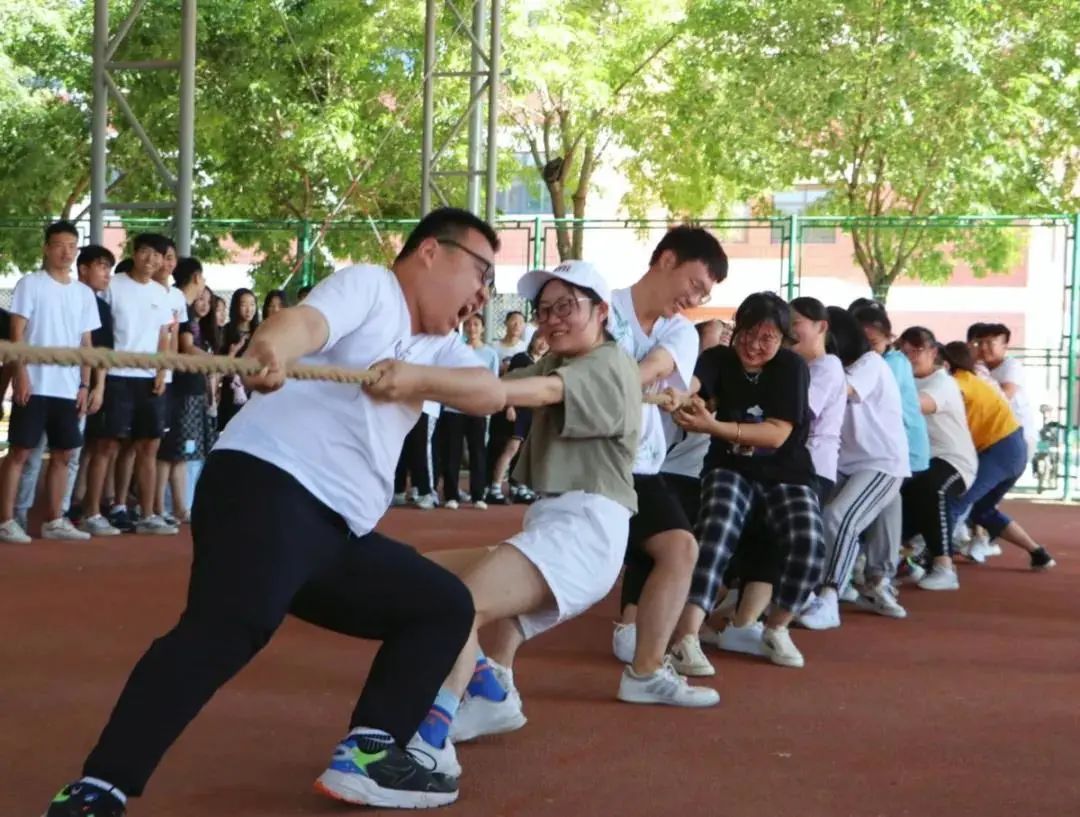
76, 233, 177, 537
0, 221, 101, 544
44, 209, 508, 817
604, 226, 729, 707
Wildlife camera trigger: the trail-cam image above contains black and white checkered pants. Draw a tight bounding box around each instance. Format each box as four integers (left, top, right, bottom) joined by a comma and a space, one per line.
691, 468, 825, 615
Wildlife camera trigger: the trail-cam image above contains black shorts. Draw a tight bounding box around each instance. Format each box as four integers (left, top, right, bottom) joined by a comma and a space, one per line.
661, 473, 701, 527
8, 395, 82, 451
512, 408, 533, 439
84, 407, 108, 442
625, 473, 694, 561
100, 375, 167, 440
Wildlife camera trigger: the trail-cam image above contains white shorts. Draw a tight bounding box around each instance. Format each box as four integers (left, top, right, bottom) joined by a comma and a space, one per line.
506, 491, 631, 640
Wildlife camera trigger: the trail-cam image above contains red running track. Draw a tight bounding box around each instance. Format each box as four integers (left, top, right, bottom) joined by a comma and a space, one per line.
1, 500, 1077, 817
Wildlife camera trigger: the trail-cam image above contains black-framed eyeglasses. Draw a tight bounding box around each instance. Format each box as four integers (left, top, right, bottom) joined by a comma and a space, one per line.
437, 238, 495, 288
536, 296, 591, 324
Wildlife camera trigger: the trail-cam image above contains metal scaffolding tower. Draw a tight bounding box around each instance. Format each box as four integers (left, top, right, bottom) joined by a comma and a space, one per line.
90, 0, 197, 253
421, 0, 501, 222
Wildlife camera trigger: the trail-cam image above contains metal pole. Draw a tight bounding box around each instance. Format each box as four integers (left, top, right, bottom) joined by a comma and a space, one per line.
485, 0, 501, 224
482, 0, 501, 339
786, 213, 798, 300
175, 0, 197, 254
90, 0, 109, 244
420, 0, 437, 216
1063, 213, 1080, 498
466, 0, 486, 213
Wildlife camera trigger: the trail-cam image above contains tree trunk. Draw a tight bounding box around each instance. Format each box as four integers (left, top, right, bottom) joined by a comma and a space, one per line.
547, 180, 572, 261
569, 139, 596, 260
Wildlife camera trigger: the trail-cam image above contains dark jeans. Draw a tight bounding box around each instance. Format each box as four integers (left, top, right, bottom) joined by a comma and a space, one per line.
82, 450, 474, 797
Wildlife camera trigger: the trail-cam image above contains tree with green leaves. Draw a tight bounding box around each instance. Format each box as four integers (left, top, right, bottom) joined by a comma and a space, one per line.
501, 0, 688, 261
632, 0, 1080, 298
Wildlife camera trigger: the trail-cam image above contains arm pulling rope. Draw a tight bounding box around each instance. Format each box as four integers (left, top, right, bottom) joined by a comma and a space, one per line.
0, 341, 676, 405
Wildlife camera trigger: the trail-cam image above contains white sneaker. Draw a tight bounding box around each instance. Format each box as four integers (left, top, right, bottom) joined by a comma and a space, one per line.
473, 500, 488, 511
762, 626, 804, 668
713, 588, 740, 621
79, 514, 122, 537
392, 492, 408, 507
918, 564, 959, 591
415, 493, 438, 510
135, 514, 179, 535
616, 657, 720, 707
839, 583, 860, 603
444, 500, 460, 511
406, 733, 461, 778
42, 517, 92, 541
717, 621, 767, 657
449, 663, 527, 743
670, 633, 715, 677
986, 542, 1003, 557
0, 518, 31, 544
852, 552, 867, 587
855, 578, 907, 619
968, 537, 994, 564
797, 591, 841, 630
908, 534, 928, 557
612, 622, 636, 664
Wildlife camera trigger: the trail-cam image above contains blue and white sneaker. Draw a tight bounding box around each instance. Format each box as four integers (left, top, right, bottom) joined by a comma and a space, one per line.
44, 780, 126, 817
314, 729, 459, 809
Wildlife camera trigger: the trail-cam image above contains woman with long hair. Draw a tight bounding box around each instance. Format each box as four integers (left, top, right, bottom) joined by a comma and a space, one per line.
217, 288, 260, 430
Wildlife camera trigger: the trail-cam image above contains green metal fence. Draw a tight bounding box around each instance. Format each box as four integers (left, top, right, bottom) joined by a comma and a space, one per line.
2, 213, 1078, 498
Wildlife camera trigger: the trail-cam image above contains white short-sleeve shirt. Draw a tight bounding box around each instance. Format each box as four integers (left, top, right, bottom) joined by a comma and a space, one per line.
916, 368, 978, 489
990, 356, 1036, 450
215, 264, 488, 536
103, 272, 175, 378
806, 354, 846, 483
9, 271, 101, 399
608, 287, 699, 475
839, 351, 911, 478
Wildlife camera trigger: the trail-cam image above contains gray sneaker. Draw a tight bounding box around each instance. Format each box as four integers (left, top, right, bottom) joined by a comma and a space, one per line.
80, 514, 122, 537
617, 657, 720, 707
135, 514, 179, 535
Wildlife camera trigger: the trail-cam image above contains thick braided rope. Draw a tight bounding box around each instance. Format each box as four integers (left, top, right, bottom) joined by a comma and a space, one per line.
0, 341, 674, 405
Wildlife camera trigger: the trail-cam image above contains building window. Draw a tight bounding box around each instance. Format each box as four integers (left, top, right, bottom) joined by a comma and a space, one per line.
770, 188, 836, 244
496, 153, 552, 216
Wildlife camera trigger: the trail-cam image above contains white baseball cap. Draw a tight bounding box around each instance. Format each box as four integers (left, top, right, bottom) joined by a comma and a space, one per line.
516, 260, 611, 305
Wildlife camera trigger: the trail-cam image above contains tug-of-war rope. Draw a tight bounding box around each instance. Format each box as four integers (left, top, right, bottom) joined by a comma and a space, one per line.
0, 341, 674, 405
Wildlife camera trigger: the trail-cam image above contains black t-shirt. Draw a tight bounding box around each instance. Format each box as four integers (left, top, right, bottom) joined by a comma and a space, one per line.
0, 307, 11, 341
91, 296, 114, 349
695, 345, 814, 485
508, 351, 534, 372
173, 304, 207, 396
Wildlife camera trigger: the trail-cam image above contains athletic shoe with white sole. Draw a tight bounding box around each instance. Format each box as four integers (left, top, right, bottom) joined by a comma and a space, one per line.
612, 621, 636, 664
918, 564, 959, 591
444, 500, 460, 511
450, 660, 526, 743
854, 578, 907, 619
315, 730, 458, 809
762, 626, 804, 668
42, 517, 92, 541
1030, 547, 1056, 571
839, 583, 860, 603
135, 514, 179, 535
797, 591, 841, 630
717, 621, 767, 657
79, 514, 122, 536
670, 633, 715, 677
406, 733, 462, 779
0, 518, 31, 544
44, 779, 126, 817
617, 656, 720, 707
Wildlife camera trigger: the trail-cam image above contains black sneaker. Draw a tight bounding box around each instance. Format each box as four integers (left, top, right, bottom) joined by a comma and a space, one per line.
1030, 547, 1056, 571
44, 781, 126, 817
314, 731, 459, 809
108, 508, 135, 534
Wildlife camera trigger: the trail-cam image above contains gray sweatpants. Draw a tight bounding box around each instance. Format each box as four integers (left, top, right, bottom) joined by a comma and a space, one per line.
822, 470, 903, 588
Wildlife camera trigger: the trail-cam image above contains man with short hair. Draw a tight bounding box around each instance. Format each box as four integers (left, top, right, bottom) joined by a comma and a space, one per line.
605, 226, 729, 706
0, 221, 100, 543
45, 208, 509, 815
79, 233, 176, 536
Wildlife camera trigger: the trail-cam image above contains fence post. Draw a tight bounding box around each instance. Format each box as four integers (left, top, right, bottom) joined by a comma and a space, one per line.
298, 219, 313, 287
785, 213, 798, 300
1064, 213, 1080, 498
532, 215, 543, 271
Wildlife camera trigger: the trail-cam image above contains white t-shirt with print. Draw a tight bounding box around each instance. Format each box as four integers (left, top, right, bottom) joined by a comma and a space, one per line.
990, 356, 1036, 452
916, 368, 978, 489
9, 271, 101, 399
103, 272, 176, 378
660, 410, 709, 479
807, 353, 846, 483
215, 264, 488, 537
838, 351, 911, 478
608, 287, 699, 475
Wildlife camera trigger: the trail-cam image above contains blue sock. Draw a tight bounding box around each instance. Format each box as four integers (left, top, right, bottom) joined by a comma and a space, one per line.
466, 655, 508, 702
417, 688, 460, 749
